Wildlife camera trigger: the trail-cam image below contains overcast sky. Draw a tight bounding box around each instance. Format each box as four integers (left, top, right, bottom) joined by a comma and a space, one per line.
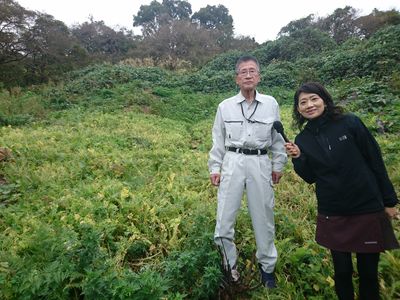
17, 0, 400, 43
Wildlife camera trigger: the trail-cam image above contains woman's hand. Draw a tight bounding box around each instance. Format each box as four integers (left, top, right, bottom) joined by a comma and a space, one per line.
385, 206, 399, 219
285, 142, 301, 158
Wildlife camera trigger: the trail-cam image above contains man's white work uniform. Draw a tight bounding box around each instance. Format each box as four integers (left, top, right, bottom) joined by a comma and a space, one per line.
208, 90, 287, 274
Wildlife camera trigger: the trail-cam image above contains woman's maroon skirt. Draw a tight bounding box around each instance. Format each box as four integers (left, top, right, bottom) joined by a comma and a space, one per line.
316, 211, 399, 253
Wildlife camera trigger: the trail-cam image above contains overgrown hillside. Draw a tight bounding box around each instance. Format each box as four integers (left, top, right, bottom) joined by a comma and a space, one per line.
0, 24, 399, 299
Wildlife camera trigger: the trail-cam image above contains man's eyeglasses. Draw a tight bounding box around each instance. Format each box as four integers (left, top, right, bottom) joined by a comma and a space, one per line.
237, 68, 259, 77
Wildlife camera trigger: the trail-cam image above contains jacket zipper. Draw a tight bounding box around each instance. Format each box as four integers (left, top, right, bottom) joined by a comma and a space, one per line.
327, 137, 332, 150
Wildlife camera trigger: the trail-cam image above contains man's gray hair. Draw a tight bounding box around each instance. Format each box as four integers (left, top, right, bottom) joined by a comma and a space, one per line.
235, 55, 260, 74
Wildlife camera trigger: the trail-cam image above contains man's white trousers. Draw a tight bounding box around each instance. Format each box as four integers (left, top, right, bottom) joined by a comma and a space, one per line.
214, 151, 277, 273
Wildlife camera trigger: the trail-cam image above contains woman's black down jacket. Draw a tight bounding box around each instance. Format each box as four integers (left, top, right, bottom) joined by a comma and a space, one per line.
292, 113, 398, 216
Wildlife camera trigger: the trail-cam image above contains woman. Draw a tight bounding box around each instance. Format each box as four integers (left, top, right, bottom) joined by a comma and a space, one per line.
285, 82, 399, 300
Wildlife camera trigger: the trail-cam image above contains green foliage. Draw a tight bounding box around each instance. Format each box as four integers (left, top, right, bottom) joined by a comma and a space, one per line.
1, 24, 399, 117
262, 61, 298, 89
0, 182, 20, 205
0, 108, 224, 299
0, 112, 33, 126
0, 98, 398, 299
62, 64, 170, 95
164, 214, 222, 299
278, 241, 336, 298
180, 71, 235, 93
201, 50, 243, 72
0, 19, 400, 299
320, 25, 400, 82
0, 90, 43, 125
329, 77, 400, 133
259, 28, 337, 62
361, 25, 400, 77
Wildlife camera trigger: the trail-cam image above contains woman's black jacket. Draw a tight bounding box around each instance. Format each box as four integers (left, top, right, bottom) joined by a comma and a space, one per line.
292, 113, 398, 216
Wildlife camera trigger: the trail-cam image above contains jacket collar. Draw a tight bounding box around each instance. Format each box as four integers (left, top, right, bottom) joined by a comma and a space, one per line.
235, 90, 264, 104
304, 113, 330, 134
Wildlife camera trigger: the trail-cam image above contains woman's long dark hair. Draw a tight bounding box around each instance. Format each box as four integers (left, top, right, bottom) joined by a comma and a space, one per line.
293, 82, 344, 130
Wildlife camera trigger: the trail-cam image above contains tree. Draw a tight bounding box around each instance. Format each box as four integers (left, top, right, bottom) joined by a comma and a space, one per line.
191, 5, 234, 49
131, 2, 256, 66
228, 35, 258, 52
133, 0, 166, 36
355, 9, 400, 38
129, 19, 220, 67
72, 18, 136, 63
133, 0, 192, 37
317, 6, 359, 44
24, 13, 88, 84
191, 5, 232, 32
254, 28, 336, 65
278, 28, 336, 60
278, 14, 315, 37
0, 0, 35, 65
162, 0, 191, 20
0, 0, 90, 88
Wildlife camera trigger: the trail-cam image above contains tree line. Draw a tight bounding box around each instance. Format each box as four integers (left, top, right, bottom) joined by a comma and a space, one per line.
1, 0, 399, 91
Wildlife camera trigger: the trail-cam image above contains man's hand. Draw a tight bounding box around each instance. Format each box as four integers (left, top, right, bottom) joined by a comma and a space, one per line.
272, 171, 283, 184
210, 173, 221, 186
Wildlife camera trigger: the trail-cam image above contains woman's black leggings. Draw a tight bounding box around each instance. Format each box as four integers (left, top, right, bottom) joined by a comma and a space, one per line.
330, 250, 380, 300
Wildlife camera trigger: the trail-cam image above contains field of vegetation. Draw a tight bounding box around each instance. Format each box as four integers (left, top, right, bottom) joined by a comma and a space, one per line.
0, 19, 400, 300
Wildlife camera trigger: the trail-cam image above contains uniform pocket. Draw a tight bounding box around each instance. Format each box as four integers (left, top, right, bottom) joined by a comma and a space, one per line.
253, 119, 273, 142
224, 120, 243, 141
259, 155, 272, 181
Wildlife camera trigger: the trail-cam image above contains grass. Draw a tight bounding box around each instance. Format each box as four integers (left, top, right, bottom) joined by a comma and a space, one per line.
0, 61, 400, 299
0, 73, 399, 298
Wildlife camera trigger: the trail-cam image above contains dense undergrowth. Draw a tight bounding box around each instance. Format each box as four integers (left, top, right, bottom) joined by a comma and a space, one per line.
0, 25, 399, 300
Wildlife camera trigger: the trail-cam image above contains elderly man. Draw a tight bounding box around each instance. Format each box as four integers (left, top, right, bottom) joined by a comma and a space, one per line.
208, 55, 287, 288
